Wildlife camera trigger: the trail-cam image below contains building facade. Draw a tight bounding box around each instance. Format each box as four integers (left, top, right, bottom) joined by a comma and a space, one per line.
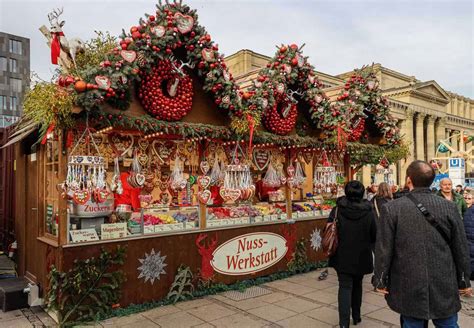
0, 32, 30, 128
225, 50, 474, 186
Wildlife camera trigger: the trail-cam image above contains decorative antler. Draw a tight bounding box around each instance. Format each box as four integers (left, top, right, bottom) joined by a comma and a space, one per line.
170, 56, 195, 76
287, 89, 305, 103
48, 7, 64, 24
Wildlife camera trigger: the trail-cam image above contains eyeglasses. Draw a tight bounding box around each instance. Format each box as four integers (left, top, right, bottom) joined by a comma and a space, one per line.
465, 197, 472, 200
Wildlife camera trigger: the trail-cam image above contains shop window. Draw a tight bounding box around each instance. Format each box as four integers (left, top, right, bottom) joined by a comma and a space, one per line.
43, 136, 60, 238
10, 96, 17, 111
0, 95, 7, 110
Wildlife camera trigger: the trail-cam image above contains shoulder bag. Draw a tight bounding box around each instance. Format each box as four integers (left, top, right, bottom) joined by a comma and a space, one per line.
322, 207, 339, 257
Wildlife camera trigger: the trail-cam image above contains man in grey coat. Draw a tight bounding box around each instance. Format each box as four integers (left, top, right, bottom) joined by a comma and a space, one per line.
373, 160, 472, 327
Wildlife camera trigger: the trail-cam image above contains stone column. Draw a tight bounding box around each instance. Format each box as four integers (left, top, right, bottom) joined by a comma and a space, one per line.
400, 109, 415, 184
362, 165, 371, 187
415, 113, 426, 161
426, 116, 436, 161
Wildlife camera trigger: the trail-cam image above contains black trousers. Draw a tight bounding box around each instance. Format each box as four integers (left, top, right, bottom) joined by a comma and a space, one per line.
337, 272, 363, 327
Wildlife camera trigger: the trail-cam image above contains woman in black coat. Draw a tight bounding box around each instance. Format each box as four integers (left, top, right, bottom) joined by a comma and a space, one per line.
328, 180, 377, 328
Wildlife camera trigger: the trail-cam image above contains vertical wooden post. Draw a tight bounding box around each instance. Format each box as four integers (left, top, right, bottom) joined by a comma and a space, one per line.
343, 151, 351, 182
58, 132, 68, 246
284, 150, 293, 219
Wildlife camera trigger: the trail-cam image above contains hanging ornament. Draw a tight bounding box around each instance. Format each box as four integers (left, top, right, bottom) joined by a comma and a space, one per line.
210, 156, 222, 185
201, 48, 215, 62
263, 162, 280, 187
174, 12, 194, 34
151, 25, 166, 37
253, 148, 270, 171
170, 157, 187, 191
200, 160, 210, 175
120, 50, 137, 63
95, 75, 111, 90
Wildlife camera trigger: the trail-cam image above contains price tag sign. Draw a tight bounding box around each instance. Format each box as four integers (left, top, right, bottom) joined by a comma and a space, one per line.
70, 229, 99, 243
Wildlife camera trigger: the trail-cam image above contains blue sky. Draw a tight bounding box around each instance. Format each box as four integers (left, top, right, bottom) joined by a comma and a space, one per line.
1, 0, 472, 97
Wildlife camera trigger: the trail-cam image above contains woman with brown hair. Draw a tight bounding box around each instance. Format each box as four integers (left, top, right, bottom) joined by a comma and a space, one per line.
372, 182, 393, 218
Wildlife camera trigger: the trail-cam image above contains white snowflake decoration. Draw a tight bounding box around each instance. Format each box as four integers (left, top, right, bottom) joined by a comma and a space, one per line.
137, 249, 167, 284
310, 228, 322, 251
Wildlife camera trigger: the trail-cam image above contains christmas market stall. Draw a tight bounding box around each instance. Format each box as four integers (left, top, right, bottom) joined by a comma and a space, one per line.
9, 1, 405, 324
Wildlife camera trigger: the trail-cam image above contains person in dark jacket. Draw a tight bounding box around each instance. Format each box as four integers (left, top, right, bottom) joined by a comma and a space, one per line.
328, 180, 376, 328
464, 206, 474, 280
374, 160, 472, 327
372, 182, 392, 218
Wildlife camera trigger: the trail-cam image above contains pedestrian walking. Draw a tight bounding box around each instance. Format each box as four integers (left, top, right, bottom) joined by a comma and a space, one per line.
464, 206, 474, 281
372, 182, 393, 219
374, 160, 472, 328
437, 178, 467, 217
366, 184, 378, 201
328, 180, 376, 327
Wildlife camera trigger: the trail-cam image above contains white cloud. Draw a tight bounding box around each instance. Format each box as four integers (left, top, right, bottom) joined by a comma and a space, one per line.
0, 0, 472, 97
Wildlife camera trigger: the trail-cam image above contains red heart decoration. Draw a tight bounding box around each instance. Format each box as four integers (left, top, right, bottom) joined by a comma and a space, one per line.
174, 12, 194, 34
120, 50, 137, 63
220, 188, 241, 203
201, 48, 215, 62
198, 190, 211, 204
95, 76, 111, 90
73, 190, 90, 205
198, 176, 211, 189
151, 25, 166, 37
96, 189, 110, 203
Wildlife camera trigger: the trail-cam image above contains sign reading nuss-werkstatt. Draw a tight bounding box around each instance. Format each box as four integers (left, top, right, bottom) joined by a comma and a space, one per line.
211, 232, 288, 275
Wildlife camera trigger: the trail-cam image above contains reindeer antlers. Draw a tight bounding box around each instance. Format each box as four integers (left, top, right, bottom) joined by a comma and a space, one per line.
169, 55, 195, 76
48, 7, 64, 24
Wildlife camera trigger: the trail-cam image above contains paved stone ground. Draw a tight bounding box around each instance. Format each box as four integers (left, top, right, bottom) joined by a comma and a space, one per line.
1, 268, 473, 327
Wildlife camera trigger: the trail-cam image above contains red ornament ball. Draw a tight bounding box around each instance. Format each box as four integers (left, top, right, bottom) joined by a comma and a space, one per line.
138, 60, 194, 121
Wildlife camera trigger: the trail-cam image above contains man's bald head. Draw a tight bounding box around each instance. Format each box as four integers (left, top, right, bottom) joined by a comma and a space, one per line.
406, 160, 436, 188
440, 177, 452, 185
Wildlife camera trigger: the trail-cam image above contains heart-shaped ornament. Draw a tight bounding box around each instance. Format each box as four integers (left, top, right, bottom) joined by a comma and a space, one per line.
137, 151, 149, 167
120, 50, 137, 63
151, 25, 166, 37
253, 149, 270, 171
96, 189, 110, 203
200, 161, 210, 174
198, 175, 211, 189
95, 75, 111, 90
297, 54, 304, 67
276, 83, 285, 94
283, 64, 292, 75
220, 188, 241, 203
198, 190, 211, 204
73, 190, 90, 205
287, 165, 295, 177
108, 134, 134, 157
135, 173, 146, 187
152, 141, 176, 164
174, 12, 194, 34
138, 139, 149, 150
201, 48, 215, 62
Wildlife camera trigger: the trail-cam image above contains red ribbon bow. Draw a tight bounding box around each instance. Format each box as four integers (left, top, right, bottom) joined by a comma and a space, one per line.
51, 32, 64, 65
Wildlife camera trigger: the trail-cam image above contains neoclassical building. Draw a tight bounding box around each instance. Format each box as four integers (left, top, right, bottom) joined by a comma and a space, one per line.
225, 50, 474, 186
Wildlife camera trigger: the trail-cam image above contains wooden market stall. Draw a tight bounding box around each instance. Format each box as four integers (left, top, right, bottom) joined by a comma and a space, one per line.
9, 1, 405, 323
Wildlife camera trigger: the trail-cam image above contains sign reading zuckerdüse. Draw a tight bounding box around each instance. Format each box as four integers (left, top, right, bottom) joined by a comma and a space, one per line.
70, 229, 99, 243
101, 223, 127, 240
211, 232, 288, 275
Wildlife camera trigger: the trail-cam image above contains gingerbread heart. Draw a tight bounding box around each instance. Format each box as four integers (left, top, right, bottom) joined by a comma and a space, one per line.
120, 50, 137, 63
200, 161, 210, 175
73, 190, 90, 205
95, 75, 111, 90
96, 189, 110, 203
138, 138, 149, 150
201, 48, 215, 62
108, 134, 134, 157
198, 190, 211, 204
135, 173, 146, 187
174, 12, 194, 34
220, 188, 241, 203
137, 151, 149, 167
253, 149, 270, 171
151, 25, 166, 37
152, 141, 176, 164
198, 175, 211, 189
287, 165, 295, 177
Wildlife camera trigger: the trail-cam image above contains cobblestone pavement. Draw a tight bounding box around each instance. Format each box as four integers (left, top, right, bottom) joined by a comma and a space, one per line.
1, 268, 473, 327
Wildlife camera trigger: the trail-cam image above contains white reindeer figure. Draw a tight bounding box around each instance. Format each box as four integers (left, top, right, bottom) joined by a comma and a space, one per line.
168, 56, 195, 97
47, 8, 85, 67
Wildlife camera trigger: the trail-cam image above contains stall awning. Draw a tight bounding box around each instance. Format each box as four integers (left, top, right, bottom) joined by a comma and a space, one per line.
0, 121, 37, 149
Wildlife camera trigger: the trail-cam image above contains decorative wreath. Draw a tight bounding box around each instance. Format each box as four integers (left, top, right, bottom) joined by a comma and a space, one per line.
335, 66, 401, 146
138, 60, 193, 121
262, 92, 297, 135
247, 44, 334, 136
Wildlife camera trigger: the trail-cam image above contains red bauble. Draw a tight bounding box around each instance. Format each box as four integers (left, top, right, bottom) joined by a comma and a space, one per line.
263, 93, 297, 135
138, 60, 194, 121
